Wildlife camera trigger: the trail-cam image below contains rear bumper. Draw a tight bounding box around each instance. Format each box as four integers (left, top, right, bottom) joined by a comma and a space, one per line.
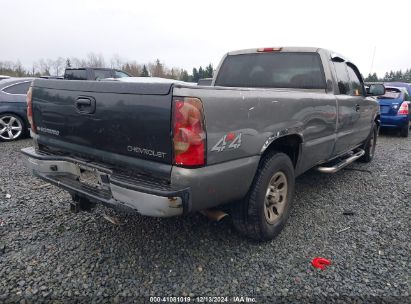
21, 146, 261, 216
21, 147, 189, 217
380, 115, 409, 128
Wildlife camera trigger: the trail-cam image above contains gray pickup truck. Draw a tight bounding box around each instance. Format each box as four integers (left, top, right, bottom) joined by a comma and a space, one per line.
22, 47, 385, 241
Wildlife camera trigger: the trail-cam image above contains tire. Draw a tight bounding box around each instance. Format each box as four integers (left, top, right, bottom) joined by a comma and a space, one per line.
231, 152, 295, 241
399, 122, 409, 138
359, 122, 377, 163
0, 113, 26, 141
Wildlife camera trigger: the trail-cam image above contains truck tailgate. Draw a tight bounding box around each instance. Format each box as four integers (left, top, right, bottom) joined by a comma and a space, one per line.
32, 79, 173, 176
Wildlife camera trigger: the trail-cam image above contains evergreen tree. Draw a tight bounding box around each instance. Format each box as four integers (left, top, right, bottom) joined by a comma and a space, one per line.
192, 68, 199, 82
404, 69, 411, 82
152, 59, 164, 77
365, 73, 379, 82
140, 65, 149, 77
383, 72, 390, 81
205, 64, 213, 78
179, 69, 189, 82
66, 58, 71, 68
198, 66, 204, 80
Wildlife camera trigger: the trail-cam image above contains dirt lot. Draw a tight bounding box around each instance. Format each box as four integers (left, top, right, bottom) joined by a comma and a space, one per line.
0, 133, 410, 303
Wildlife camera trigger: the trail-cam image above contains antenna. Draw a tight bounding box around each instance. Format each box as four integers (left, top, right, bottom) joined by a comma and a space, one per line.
369, 46, 376, 76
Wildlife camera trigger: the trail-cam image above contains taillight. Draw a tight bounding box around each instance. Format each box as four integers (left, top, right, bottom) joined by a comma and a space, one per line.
397, 102, 409, 115
26, 86, 36, 133
172, 97, 206, 167
257, 47, 282, 52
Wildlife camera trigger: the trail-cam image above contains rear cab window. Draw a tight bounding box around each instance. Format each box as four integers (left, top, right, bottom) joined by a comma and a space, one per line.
2, 81, 31, 95
65, 69, 87, 80
215, 52, 326, 89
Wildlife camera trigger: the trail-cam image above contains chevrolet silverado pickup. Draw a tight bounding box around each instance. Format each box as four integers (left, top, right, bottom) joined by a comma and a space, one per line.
21, 47, 385, 241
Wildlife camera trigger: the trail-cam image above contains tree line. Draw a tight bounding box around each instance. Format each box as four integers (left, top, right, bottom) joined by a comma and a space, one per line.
364, 69, 411, 83
0, 52, 214, 82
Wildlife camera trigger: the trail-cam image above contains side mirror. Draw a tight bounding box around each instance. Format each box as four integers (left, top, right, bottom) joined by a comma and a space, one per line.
368, 84, 385, 96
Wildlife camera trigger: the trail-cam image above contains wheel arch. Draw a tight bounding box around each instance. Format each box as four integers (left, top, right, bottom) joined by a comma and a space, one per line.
260, 134, 303, 168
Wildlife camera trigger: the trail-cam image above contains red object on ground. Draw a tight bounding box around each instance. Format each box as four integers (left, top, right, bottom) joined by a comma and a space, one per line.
311, 257, 331, 270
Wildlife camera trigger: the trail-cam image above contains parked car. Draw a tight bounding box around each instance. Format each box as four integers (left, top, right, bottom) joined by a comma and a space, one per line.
64, 68, 131, 80
0, 75, 11, 81
377, 86, 410, 137
384, 82, 411, 96
0, 78, 33, 141
22, 47, 384, 241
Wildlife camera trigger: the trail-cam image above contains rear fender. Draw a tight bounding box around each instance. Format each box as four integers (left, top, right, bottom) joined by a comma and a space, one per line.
260, 132, 304, 168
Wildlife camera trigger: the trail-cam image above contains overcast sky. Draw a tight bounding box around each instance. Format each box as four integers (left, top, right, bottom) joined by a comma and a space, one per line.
2, 0, 410, 77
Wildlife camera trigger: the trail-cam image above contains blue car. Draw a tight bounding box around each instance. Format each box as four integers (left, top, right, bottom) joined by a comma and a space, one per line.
377, 86, 411, 137
0, 78, 33, 141
384, 82, 411, 96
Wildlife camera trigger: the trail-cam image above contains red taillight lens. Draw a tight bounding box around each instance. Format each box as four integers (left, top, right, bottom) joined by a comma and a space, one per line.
26, 86, 36, 133
173, 97, 206, 167
398, 102, 409, 115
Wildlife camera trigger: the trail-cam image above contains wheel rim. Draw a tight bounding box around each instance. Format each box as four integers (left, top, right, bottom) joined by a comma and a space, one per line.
0, 116, 23, 140
264, 171, 288, 224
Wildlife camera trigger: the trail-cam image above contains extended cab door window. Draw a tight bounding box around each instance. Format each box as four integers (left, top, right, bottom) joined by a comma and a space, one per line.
114, 71, 130, 78
94, 70, 112, 80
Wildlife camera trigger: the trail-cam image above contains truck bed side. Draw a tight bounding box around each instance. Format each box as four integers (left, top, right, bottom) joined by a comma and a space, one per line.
174, 85, 338, 176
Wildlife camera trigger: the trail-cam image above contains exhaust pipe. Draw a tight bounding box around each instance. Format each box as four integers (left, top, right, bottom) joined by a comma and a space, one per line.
200, 209, 228, 222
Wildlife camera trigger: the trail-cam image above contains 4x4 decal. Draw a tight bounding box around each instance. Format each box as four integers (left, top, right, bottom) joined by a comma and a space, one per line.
211, 132, 242, 152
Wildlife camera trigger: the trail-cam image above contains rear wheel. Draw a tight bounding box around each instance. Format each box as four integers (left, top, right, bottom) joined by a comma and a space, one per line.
231, 152, 295, 241
0, 114, 26, 141
399, 121, 409, 137
359, 123, 377, 163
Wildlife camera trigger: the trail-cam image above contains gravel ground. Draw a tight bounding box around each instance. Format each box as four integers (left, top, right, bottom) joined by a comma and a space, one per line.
0, 133, 410, 303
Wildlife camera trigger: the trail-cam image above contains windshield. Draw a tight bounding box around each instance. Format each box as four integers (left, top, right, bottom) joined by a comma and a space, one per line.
215, 52, 326, 89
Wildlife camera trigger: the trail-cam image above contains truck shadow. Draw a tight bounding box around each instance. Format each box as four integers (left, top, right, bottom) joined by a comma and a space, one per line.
31, 152, 380, 286
75, 163, 358, 267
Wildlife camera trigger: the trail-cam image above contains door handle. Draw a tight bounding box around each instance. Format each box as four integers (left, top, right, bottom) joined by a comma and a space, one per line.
75, 97, 96, 114
355, 104, 360, 112
75, 99, 91, 107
